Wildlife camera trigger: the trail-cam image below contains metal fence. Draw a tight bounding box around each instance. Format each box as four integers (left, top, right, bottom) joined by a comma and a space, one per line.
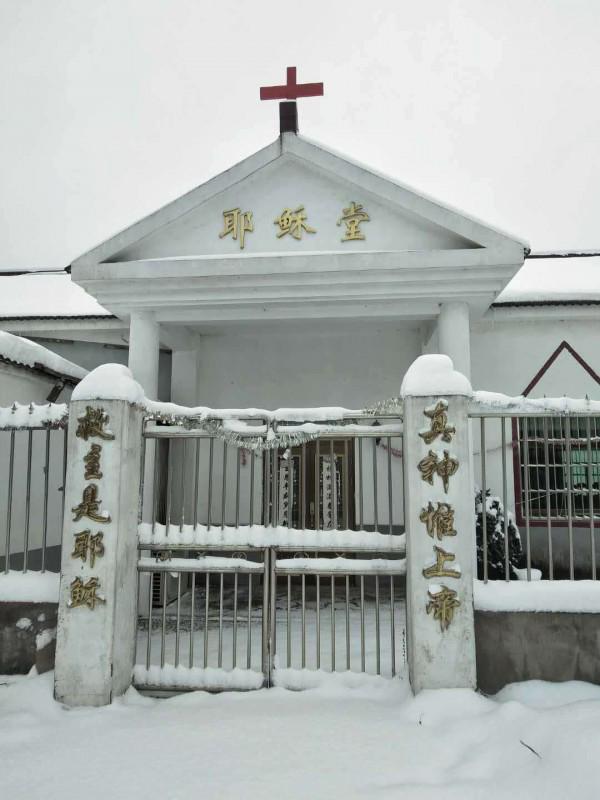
470, 404, 599, 582
0, 404, 68, 574
135, 410, 406, 691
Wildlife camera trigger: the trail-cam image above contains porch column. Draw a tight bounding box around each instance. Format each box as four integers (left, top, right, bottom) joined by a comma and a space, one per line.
128, 311, 160, 400
128, 312, 160, 523
170, 350, 200, 526
437, 302, 471, 379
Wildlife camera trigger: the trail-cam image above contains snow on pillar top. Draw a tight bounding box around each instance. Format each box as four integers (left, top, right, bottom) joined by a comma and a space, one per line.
400, 354, 472, 398
72, 363, 145, 404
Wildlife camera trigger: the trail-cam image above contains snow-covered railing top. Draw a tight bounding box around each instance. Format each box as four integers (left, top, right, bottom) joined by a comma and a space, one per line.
469, 391, 600, 417
0, 401, 69, 430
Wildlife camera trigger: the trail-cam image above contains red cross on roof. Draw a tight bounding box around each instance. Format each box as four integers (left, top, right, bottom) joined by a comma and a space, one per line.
260, 66, 324, 101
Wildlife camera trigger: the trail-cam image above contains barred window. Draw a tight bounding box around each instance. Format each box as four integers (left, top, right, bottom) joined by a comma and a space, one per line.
518, 417, 600, 520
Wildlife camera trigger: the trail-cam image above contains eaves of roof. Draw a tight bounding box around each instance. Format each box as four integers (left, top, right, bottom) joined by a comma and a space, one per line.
0, 314, 117, 321
0, 354, 81, 385
491, 299, 600, 308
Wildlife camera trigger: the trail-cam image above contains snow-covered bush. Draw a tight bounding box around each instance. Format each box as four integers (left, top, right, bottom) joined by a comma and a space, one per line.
475, 490, 523, 580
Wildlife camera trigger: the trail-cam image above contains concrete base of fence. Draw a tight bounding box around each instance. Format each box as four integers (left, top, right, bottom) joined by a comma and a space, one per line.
475, 609, 600, 693
0, 601, 58, 674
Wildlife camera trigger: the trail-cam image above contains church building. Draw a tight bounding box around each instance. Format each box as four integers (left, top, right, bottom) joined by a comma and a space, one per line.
0, 68, 598, 579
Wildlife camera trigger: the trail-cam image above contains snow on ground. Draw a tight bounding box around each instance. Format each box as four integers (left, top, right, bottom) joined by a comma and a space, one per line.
2, 670, 600, 800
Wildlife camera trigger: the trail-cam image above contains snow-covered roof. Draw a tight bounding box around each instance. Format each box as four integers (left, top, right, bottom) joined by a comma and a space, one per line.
0, 330, 87, 382
495, 256, 600, 305
0, 272, 112, 319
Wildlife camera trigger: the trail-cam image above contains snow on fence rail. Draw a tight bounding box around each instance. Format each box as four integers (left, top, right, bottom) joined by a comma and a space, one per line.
0, 403, 68, 575
468, 393, 600, 584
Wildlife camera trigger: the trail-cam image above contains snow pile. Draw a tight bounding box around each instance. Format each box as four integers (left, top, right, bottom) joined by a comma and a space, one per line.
138, 555, 265, 572
472, 390, 600, 415
35, 628, 56, 651
496, 679, 600, 708
401, 354, 472, 397
138, 522, 406, 552
0, 330, 87, 381
2, 671, 600, 799
276, 557, 406, 574
0, 273, 111, 318
133, 665, 264, 691
496, 256, 600, 303
0, 401, 68, 429
0, 571, 60, 603
145, 399, 367, 422
273, 667, 402, 692
474, 579, 600, 613
72, 363, 145, 403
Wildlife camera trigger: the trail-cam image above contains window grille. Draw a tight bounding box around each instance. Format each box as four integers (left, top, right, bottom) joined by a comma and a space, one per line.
518, 417, 600, 520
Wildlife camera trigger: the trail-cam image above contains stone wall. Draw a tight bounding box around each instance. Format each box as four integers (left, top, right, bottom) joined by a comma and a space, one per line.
475, 609, 600, 694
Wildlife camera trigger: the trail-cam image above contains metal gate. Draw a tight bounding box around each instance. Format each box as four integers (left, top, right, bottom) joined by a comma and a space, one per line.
134, 407, 406, 692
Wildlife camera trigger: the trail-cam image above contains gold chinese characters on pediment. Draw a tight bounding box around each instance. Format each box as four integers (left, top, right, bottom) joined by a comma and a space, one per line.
217, 202, 371, 246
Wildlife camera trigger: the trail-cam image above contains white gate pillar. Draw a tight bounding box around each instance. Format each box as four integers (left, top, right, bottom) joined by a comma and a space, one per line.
401, 354, 476, 692
54, 365, 145, 707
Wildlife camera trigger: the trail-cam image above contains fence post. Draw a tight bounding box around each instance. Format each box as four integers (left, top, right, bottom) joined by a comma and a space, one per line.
401, 354, 476, 692
54, 365, 145, 707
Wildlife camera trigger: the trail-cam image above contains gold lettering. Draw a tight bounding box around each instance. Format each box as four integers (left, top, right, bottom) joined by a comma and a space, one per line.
274, 206, 316, 240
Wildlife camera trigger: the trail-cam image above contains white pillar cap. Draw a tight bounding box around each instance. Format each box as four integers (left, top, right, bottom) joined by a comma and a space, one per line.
400, 354, 472, 398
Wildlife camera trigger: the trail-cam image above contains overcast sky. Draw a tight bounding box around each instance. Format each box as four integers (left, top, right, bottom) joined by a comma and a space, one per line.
1, 0, 599, 269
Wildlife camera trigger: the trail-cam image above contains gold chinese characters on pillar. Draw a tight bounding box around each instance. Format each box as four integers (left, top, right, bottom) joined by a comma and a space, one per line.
69, 405, 114, 612
419, 501, 456, 540
418, 400, 455, 444
71, 531, 105, 568
83, 444, 102, 480
426, 585, 460, 631
417, 450, 459, 494
76, 407, 115, 441
422, 545, 461, 579
416, 400, 462, 631
72, 485, 111, 524
69, 577, 105, 610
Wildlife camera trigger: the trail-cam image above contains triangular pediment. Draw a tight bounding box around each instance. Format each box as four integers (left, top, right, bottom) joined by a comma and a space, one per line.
107, 156, 478, 262
71, 133, 527, 325
73, 134, 526, 270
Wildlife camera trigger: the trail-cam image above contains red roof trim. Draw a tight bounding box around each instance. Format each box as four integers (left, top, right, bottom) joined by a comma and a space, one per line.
522, 340, 600, 397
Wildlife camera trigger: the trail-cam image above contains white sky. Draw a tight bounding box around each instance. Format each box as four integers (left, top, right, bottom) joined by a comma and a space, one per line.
1, 0, 599, 269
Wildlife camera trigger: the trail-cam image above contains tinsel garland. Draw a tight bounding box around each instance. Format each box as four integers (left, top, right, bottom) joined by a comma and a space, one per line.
363, 397, 403, 416
147, 396, 403, 452
148, 412, 321, 452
